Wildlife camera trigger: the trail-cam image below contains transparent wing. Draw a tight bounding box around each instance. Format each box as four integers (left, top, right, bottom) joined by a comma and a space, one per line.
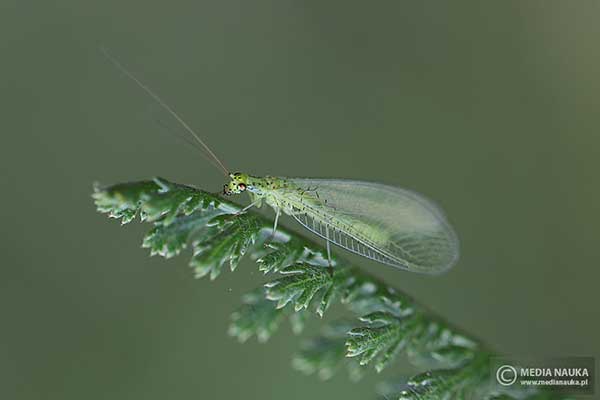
287, 178, 459, 274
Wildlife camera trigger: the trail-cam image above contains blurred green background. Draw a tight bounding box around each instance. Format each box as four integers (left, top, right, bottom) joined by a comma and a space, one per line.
2, 1, 599, 399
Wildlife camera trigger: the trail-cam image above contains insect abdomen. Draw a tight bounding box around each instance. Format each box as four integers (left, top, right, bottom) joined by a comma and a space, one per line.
290, 206, 402, 267
266, 181, 412, 269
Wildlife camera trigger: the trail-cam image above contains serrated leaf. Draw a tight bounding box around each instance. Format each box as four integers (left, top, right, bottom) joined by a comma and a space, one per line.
293, 336, 347, 381
228, 289, 288, 343
190, 214, 262, 280
407, 320, 479, 370
346, 311, 424, 372
229, 288, 308, 343
264, 263, 334, 312
93, 178, 227, 226
429, 345, 475, 368
93, 180, 160, 224
398, 353, 492, 400
398, 369, 472, 400
257, 240, 306, 274
341, 274, 416, 319
142, 177, 222, 225
142, 211, 221, 258
293, 320, 364, 381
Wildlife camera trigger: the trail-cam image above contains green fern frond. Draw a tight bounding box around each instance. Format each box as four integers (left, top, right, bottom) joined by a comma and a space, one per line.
265, 263, 332, 311
397, 353, 490, 400
190, 214, 263, 279
257, 240, 307, 274
93, 178, 571, 400
228, 288, 292, 342
347, 311, 425, 373
264, 263, 354, 316
293, 320, 365, 381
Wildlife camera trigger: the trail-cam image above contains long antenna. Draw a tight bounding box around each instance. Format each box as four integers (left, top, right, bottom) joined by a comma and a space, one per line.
152, 115, 226, 173
100, 47, 229, 176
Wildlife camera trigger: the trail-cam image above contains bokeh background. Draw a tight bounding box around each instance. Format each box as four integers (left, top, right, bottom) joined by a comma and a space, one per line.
2, 1, 599, 399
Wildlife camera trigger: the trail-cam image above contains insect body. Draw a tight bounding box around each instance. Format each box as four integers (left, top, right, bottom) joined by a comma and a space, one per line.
103, 49, 459, 274
223, 173, 459, 274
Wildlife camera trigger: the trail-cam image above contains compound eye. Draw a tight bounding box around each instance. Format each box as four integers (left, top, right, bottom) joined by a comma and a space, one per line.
238, 183, 246, 191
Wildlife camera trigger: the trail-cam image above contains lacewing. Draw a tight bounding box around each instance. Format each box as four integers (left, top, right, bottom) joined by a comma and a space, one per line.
103, 48, 459, 274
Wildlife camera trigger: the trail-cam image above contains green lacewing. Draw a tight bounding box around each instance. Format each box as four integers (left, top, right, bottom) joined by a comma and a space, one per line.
102, 49, 459, 274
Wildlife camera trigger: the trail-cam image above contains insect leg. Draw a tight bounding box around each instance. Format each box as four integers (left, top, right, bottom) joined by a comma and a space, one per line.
325, 224, 334, 277
264, 207, 281, 247
273, 207, 280, 232
229, 199, 261, 220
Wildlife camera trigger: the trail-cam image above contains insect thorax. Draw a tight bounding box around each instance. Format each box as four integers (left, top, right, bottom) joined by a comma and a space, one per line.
224, 173, 289, 200
224, 173, 308, 212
